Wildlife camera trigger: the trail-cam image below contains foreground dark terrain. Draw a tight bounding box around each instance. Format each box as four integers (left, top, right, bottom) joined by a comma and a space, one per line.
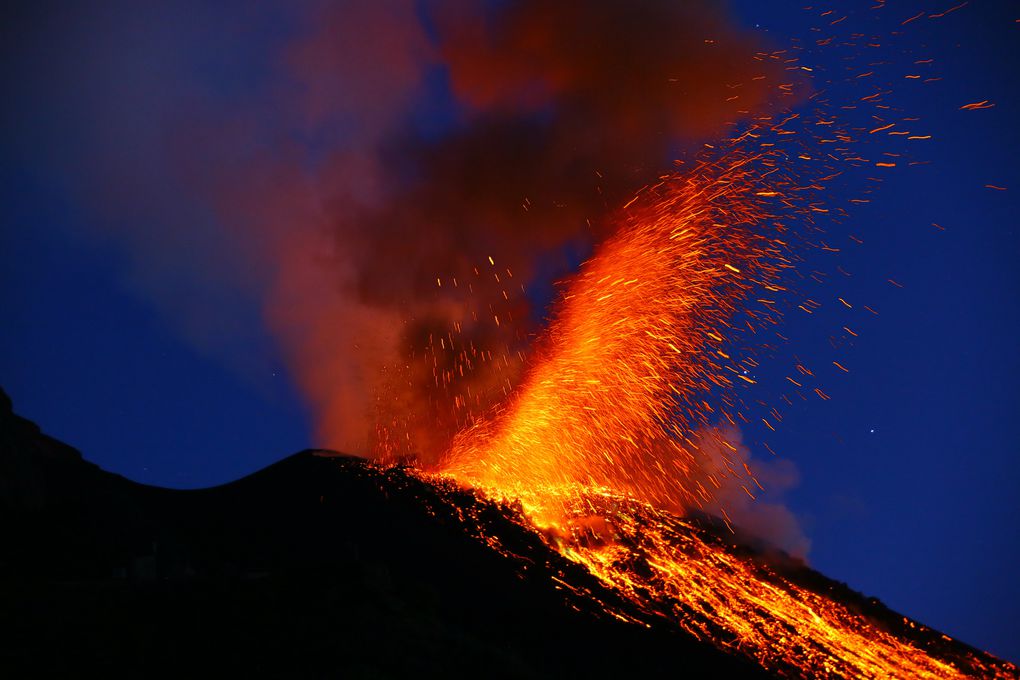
1, 388, 1014, 678
1, 388, 770, 678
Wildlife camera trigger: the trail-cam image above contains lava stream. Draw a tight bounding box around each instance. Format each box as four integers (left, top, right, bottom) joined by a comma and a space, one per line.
432, 150, 1016, 678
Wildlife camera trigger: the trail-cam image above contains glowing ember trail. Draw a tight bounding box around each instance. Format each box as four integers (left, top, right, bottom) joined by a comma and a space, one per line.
440, 149, 791, 516
347, 5, 1020, 674
424, 145, 1017, 678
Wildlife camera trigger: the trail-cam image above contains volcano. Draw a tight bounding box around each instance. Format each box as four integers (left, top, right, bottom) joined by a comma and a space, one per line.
1, 388, 1014, 679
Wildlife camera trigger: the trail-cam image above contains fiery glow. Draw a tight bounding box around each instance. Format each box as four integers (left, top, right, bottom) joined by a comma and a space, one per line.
541, 491, 1014, 678
340, 5, 1019, 676
420, 143, 1017, 678
440, 149, 792, 516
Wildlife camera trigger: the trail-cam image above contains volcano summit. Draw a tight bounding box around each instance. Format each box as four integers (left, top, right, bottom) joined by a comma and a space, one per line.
1, 389, 1014, 678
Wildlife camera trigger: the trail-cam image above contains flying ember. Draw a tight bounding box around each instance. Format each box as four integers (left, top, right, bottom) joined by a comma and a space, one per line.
351, 3, 1017, 677
409, 137, 1014, 677
439, 146, 793, 519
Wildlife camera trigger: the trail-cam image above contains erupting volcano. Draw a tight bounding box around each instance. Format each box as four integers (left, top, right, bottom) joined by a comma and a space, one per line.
3, 0, 1017, 677
438, 148, 791, 510
406, 143, 1013, 678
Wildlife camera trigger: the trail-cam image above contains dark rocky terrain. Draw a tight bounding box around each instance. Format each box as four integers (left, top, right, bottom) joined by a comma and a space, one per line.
1, 388, 769, 678
2, 387, 1015, 678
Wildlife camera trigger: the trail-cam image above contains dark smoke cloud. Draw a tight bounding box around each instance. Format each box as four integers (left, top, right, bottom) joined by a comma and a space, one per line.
4, 0, 790, 459
254, 0, 786, 458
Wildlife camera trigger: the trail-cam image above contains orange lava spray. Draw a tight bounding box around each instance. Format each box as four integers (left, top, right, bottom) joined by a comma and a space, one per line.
430, 140, 1016, 678
440, 144, 794, 520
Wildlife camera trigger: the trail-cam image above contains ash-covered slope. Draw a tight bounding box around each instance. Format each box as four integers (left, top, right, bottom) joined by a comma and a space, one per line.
0, 388, 765, 678
1, 388, 1014, 679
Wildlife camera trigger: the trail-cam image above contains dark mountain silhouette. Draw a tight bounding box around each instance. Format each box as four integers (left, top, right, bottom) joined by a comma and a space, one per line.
0, 387, 770, 678
1, 387, 1014, 678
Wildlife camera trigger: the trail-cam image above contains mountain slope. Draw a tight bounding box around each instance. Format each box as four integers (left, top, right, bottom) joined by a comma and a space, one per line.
1, 388, 1015, 678
0, 388, 768, 678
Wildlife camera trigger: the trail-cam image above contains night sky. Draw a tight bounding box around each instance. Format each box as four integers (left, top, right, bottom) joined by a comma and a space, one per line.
2, 0, 1017, 663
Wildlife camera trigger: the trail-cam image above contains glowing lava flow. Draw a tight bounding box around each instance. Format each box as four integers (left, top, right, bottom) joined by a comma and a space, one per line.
440, 151, 792, 518
432, 150, 1017, 678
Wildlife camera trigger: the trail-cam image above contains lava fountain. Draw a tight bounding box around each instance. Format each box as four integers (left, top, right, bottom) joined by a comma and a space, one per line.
439, 144, 794, 523
428, 142, 1016, 678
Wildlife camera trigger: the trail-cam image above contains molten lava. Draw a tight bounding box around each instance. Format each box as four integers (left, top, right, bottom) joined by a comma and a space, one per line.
440, 148, 790, 516
424, 146, 1017, 678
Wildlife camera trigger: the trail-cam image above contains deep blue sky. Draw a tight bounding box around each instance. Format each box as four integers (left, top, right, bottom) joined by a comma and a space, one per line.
2, 0, 1017, 662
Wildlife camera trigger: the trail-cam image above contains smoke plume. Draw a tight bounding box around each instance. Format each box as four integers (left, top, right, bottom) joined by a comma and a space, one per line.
235, 0, 785, 458
688, 425, 809, 558
9, 1, 789, 460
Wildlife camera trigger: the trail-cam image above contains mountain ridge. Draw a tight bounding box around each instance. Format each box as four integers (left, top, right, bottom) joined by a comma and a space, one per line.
0, 387, 770, 678
1, 387, 1015, 678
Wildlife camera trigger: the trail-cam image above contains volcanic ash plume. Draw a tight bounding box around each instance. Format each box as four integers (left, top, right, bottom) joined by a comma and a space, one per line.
212, 0, 789, 460
24, 1, 794, 461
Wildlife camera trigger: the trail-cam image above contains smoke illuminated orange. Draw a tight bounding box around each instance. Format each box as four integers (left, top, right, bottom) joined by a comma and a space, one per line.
440, 147, 791, 517
425, 139, 1016, 678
